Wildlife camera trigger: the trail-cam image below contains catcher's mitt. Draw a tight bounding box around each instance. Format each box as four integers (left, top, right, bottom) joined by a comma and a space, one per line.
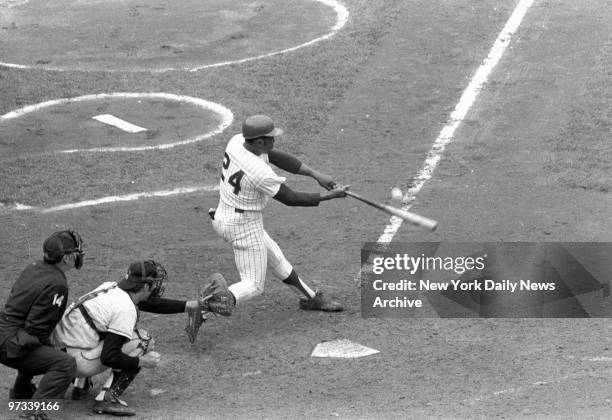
185, 273, 234, 344
200, 272, 234, 316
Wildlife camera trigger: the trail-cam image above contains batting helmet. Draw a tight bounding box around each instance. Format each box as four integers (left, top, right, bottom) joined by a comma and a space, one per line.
242, 115, 283, 140
43, 230, 85, 269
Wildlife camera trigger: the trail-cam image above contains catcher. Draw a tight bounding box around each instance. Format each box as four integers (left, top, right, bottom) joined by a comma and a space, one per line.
51, 260, 216, 417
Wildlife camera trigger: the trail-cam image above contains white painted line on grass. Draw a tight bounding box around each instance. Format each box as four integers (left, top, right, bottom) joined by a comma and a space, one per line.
0, 202, 34, 211
468, 355, 612, 405
468, 371, 611, 405
0, 92, 233, 153
92, 114, 147, 133
583, 356, 612, 362
0, 0, 349, 73
0, 0, 31, 8
187, 0, 349, 72
9, 185, 219, 213
376, 0, 534, 243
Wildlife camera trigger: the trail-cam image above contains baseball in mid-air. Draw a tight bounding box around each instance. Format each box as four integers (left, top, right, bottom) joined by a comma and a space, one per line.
390, 187, 403, 200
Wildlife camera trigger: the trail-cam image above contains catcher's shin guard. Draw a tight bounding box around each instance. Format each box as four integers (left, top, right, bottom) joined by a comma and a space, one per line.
92, 369, 140, 416
107, 368, 140, 400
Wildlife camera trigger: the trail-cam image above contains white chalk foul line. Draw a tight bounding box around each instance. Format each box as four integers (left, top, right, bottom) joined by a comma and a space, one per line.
582, 356, 612, 362
0, 0, 349, 73
10, 185, 219, 213
0, 0, 30, 8
376, 0, 534, 243
0, 92, 233, 153
462, 354, 612, 405
469, 374, 573, 404
469, 365, 612, 406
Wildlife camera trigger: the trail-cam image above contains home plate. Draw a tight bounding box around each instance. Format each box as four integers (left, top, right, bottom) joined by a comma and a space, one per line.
310, 339, 379, 358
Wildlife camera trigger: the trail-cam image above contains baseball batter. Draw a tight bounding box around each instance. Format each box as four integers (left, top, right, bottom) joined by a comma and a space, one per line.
210, 114, 348, 313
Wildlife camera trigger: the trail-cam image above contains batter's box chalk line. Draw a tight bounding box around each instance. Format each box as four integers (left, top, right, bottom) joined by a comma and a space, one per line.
466, 369, 612, 406
9, 185, 220, 213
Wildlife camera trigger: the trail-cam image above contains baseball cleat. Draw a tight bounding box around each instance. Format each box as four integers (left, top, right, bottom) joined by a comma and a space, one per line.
92, 399, 136, 417
299, 290, 344, 312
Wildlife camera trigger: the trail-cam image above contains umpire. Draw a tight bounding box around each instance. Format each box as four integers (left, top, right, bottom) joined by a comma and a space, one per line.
0, 231, 84, 405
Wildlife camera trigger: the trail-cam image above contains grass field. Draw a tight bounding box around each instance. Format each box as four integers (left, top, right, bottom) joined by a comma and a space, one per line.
1, 0, 612, 419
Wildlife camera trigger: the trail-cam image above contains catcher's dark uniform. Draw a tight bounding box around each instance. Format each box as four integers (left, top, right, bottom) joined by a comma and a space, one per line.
0, 260, 77, 399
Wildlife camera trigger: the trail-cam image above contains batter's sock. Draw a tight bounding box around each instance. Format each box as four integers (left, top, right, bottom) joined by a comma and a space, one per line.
282, 269, 315, 299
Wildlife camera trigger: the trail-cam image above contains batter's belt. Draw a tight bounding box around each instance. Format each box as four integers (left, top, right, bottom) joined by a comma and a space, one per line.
210, 202, 264, 220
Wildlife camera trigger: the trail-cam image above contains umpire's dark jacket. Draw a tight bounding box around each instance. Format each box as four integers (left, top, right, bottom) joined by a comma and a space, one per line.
0, 261, 68, 358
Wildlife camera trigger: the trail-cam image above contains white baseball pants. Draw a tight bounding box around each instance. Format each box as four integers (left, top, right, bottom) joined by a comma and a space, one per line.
211, 201, 293, 303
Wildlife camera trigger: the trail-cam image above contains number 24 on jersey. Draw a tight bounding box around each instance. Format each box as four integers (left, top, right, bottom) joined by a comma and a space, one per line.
221, 153, 244, 195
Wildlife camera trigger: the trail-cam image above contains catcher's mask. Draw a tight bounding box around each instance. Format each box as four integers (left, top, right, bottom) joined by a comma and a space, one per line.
43, 230, 85, 269
119, 260, 167, 298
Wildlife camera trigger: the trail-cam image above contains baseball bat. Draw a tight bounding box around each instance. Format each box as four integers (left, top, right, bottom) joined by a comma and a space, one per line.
345, 190, 438, 231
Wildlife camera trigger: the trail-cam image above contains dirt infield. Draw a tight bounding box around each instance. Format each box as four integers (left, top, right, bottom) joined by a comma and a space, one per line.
1, 0, 612, 419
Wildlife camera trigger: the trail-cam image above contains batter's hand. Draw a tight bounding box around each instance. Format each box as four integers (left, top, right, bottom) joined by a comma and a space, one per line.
326, 184, 350, 199
315, 172, 336, 190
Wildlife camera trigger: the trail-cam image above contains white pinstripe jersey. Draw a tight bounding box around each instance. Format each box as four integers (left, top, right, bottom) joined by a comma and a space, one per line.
218, 134, 286, 211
